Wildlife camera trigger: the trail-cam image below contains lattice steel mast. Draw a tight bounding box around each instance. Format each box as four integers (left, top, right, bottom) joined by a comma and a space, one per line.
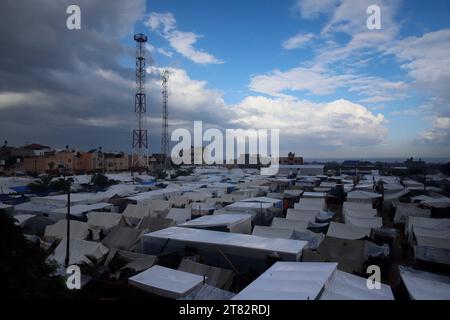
132, 33, 148, 171
161, 69, 170, 169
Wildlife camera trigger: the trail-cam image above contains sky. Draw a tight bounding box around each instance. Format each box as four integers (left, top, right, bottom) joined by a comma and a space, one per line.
0, 0, 450, 159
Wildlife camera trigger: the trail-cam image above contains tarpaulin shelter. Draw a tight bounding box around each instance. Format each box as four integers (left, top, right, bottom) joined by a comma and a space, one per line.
399, 266, 450, 300
128, 265, 205, 299
44, 220, 89, 241
178, 258, 234, 290
48, 238, 109, 266
166, 207, 192, 224
233, 262, 337, 300
180, 213, 252, 234
327, 222, 371, 240
101, 227, 144, 251
320, 270, 394, 300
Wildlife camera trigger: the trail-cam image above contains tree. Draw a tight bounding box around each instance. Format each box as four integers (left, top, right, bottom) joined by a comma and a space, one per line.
0, 214, 69, 298
27, 175, 53, 193
90, 173, 117, 188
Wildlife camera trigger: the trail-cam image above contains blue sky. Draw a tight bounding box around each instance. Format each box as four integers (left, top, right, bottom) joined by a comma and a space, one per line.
0, 0, 449, 159
130, 0, 450, 158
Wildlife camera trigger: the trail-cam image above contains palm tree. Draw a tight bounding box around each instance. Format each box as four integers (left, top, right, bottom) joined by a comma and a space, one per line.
28, 175, 53, 193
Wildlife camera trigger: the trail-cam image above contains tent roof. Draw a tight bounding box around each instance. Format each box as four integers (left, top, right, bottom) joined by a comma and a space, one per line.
180, 213, 251, 228
233, 262, 337, 300
400, 266, 450, 300
327, 222, 371, 240
128, 265, 205, 299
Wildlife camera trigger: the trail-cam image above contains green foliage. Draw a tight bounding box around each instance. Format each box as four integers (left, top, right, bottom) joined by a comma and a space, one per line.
49, 178, 68, 192
27, 175, 54, 193
0, 214, 69, 299
441, 162, 450, 175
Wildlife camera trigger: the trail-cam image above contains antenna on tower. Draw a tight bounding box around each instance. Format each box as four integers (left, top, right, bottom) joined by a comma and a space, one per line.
161, 69, 170, 170
132, 33, 149, 173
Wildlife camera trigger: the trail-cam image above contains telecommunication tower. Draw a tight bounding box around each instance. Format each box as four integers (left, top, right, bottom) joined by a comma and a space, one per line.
161, 69, 170, 169
132, 33, 148, 171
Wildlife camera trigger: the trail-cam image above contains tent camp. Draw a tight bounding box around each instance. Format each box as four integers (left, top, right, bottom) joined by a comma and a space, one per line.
346, 190, 382, 203
87, 211, 122, 233
233, 262, 337, 300
271, 217, 309, 232
50, 202, 113, 218
393, 203, 431, 224
178, 259, 234, 290
101, 227, 143, 251
128, 265, 205, 299
286, 208, 318, 222
179, 213, 252, 234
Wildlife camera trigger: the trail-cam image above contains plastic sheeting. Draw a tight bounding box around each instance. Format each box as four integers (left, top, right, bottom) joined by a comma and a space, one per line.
233, 262, 337, 300
50, 202, 113, 217
178, 259, 234, 290
286, 208, 318, 222
101, 227, 143, 251
320, 270, 394, 300
399, 266, 450, 300
128, 265, 205, 299
271, 217, 309, 232
166, 208, 192, 224
180, 213, 252, 234
87, 211, 122, 231
394, 203, 431, 224
48, 238, 109, 266
327, 222, 371, 240
44, 220, 89, 241
179, 284, 235, 300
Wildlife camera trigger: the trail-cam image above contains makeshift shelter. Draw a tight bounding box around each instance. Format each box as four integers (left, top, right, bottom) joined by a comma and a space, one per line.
320, 270, 394, 300
271, 217, 309, 232
178, 259, 234, 290
179, 284, 235, 300
393, 203, 431, 224
399, 266, 450, 300
127, 187, 180, 204
286, 208, 318, 222
346, 190, 382, 203
302, 192, 327, 199
128, 265, 205, 299
50, 202, 113, 219
252, 226, 295, 239
294, 198, 326, 211
327, 222, 371, 240
48, 238, 109, 266
20, 215, 55, 236
183, 191, 213, 202
44, 220, 89, 241
179, 213, 252, 234
168, 195, 190, 208
225, 201, 275, 225
166, 208, 191, 224
137, 217, 175, 232
302, 236, 367, 274
101, 227, 143, 251
233, 262, 337, 300
148, 199, 171, 218
142, 227, 307, 273
87, 212, 122, 233
190, 202, 215, 216
122, 203, 150, 220
104, 248, 157, 275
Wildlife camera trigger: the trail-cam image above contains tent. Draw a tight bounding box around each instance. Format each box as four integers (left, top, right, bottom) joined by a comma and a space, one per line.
103, 248, 157, 274
346, 190, 382, 203
178, 259, 234, 290
101, 227, 143, 251
179, 284, 235, 300
271, 217, 309, 232
44, 220, 89, 241
302, 236, 367, 274
233, 262, 337, 300
148, 199, 171, 218
48, 238, 109, 266
320, 270, 394, 300
122, 203, 150, 220
137, 217, 175, 232
393, 203, 431, 224
286, 208, 318, 222
327, 222, 371, 240
87, 211, 122, 233
166, 208, 191, 224
183, 191, 213, 202
252, 226, 295, 239
190, 202, 215, 216
399, 266, 450, 300
179, 213, 252, 234
142, 227, 307, 272
50, 202, 113, 218
128, 265, 205, 299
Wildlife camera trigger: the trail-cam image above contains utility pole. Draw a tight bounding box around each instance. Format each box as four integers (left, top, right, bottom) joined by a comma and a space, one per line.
161, 69, 170, 170
64, 171, 72, 268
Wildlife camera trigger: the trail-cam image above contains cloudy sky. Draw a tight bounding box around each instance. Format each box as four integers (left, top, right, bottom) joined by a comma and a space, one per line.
0, 0, 449, 159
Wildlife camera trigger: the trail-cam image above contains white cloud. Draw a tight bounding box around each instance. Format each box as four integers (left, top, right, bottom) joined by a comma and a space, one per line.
0, 91, 52, 109
282, 32, 314, 50
145, 12, 223, 65
419, 117, 450, 145
294, 0, 339, 19
232, 96, 387, 147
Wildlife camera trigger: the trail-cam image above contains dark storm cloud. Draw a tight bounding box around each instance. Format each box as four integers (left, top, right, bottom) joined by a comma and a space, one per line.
0, 0, 149, 151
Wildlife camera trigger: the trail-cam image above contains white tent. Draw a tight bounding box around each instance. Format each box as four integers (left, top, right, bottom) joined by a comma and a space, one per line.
271, 217, 309, 232
320, 270, 394, 300
286, 208, 317, 222
50, 202, 113, 217
128, 265, 205, 299
180, 213, 252, 234
44, 220, 89, 241
346, 190, 382, 203
48, 238, 109, 266
400, 266, 450, 300
233, 262, 337, 300
190, 202, 215, 216
142, 227, 307, 263
394, 203, 430, 224
327, 222, 371, 240
183, 191, 213, 202
166, 208, 192, 224
127, 187, 180, 204
122, 203, 150, 220
252, 226, 295, 239
87, 211, 122, 232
